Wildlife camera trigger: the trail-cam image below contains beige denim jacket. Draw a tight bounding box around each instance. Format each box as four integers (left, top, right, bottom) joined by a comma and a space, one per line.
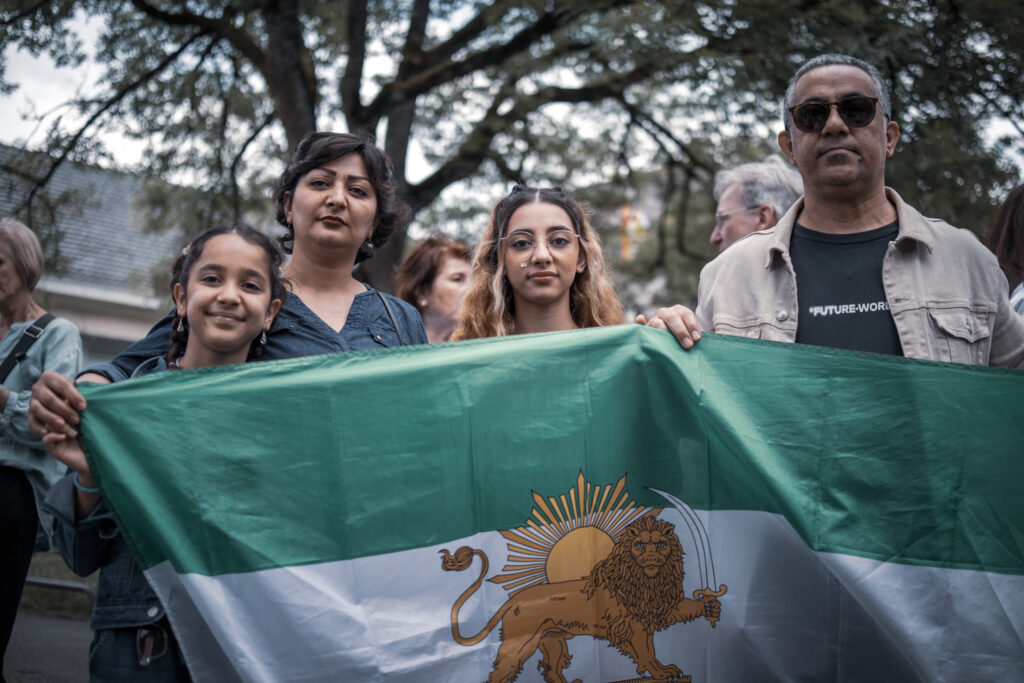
695, 188, 1024, 368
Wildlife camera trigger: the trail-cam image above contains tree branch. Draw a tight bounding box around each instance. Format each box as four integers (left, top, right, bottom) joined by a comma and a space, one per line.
981, 89, 1024, 138
0, 0, 53, 27
620, 99, 712, 175
407, 65, 651, 213
359, 5, 600, 125
20, 30, 209, 214
416, 0, 517, 66
260, 0, 316, 147
128, 0, 269, 78
673, 168, 706, 261
621, 105, 708, 260
383, 0, 431, 185
230, 111, 275, 222
340, 0, 368, 129
485, 148, 522, 185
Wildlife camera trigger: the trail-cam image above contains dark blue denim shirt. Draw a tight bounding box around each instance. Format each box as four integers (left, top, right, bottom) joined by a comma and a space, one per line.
42, 357, 171, 631
86, 286, 427, 382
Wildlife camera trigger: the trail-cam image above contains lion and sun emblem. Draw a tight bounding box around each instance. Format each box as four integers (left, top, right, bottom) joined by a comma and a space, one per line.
440, 472, 726, 683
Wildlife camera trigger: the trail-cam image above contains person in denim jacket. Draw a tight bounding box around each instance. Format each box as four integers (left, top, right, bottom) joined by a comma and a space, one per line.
638, 54, 1024, 367
42, 357, 188, 681
29, 132, 427, 436
43, 226, 286, 681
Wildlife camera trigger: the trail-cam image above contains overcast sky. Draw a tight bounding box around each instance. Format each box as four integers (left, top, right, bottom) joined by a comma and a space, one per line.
0, 15, 150, 167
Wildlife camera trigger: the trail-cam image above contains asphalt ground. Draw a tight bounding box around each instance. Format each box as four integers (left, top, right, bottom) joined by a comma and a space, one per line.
4, 608, 91, 683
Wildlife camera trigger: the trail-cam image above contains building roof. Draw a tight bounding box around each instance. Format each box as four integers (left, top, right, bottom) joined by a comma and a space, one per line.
0, 143, 182, 305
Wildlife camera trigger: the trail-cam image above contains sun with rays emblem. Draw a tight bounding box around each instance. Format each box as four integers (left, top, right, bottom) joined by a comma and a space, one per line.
487, 472, 655, 594
440, 472, 726, 683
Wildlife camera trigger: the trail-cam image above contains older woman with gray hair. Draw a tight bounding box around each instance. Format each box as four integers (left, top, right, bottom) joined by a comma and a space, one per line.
0, 218, 82, 673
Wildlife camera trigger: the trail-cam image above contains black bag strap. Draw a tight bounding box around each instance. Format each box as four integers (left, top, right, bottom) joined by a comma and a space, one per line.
0, 313, 56, 384
375, 291, 407, 346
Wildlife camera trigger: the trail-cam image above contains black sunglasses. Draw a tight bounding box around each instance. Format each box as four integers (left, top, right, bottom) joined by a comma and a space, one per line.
788, 96, 880, 133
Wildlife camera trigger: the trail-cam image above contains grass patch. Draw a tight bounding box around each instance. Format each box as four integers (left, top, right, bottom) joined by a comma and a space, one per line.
21, 551, 97, 621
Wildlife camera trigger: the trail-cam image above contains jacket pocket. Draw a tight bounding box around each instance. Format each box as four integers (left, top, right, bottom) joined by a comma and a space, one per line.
927, 305, 993, 364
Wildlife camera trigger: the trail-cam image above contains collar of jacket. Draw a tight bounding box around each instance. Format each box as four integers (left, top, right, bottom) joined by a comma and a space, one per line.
760, 186, 936, 270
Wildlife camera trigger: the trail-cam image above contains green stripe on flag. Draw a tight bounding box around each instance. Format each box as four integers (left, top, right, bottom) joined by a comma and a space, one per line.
80, 325, 1024, 577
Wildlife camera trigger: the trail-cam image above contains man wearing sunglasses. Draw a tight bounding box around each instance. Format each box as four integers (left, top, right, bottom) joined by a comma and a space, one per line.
711, 156, 803, 253
641, 53, 1024, 367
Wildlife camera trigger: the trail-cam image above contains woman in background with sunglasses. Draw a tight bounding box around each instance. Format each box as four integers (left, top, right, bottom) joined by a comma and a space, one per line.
453, 185, 622, 340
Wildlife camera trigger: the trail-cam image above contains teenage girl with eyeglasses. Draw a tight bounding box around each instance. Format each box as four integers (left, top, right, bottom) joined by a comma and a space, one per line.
453, 185, 623, 340
41, 226, 285, 681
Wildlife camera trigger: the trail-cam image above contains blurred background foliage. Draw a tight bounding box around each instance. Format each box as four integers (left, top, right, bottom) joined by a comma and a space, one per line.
1, 0, 1021, 312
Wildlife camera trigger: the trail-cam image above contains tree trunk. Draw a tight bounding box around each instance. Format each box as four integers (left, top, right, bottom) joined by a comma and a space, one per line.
261, 0, 317, 150
356, 0, 431, 292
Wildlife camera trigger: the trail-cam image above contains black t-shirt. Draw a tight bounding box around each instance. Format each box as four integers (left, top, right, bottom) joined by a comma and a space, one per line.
790, 220, 903, 355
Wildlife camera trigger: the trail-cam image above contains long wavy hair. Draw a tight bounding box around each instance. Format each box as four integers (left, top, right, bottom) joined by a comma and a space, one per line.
452, 186, 623, 340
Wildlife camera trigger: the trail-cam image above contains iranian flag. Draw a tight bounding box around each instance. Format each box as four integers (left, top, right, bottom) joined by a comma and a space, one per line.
79, 325, 1024, 682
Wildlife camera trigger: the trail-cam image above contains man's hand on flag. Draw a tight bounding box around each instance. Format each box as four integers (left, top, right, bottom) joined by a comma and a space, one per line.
635, 305, 703, 349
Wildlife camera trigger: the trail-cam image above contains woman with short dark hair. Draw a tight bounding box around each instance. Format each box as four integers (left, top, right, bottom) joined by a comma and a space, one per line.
0, 218, 82, 673
272, 131, 410, 265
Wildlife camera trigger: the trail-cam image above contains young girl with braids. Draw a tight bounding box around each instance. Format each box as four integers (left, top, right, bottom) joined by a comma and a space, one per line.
452, 185, 623, 339
40, 225, 285, 680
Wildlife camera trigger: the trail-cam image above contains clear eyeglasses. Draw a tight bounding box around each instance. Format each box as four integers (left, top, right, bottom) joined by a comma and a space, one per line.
714, 206, 758, 227
500, 229, 580, 258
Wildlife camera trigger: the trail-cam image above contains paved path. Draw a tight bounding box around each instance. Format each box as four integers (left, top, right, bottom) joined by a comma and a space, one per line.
3, 609, 91, 683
